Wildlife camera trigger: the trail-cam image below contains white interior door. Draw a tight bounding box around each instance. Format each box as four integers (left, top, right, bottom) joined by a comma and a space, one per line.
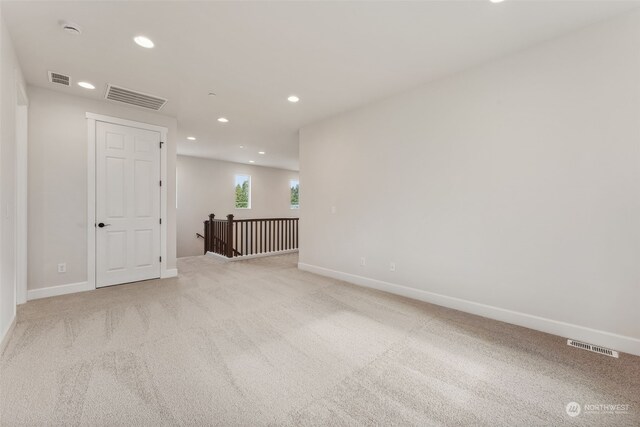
95, 122, 161, 288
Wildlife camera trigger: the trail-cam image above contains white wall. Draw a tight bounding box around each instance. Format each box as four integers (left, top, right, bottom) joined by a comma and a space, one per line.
0, 9, 26, 345
299, 11, 640, 355
177, 155, 299, 257
27, 86, 178, 291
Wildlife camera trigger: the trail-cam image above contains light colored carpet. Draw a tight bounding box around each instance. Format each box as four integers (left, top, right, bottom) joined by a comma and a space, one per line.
1, 254, 638, 426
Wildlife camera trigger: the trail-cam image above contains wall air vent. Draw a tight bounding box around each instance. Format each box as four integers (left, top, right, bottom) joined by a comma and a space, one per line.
567, 339, 618, 358
48, 71, 70, 86
104, 84, 167, 111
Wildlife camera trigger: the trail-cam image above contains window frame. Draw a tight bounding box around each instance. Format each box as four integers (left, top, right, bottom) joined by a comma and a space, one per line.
290, 179, 299, 210
234, 174, 252, 209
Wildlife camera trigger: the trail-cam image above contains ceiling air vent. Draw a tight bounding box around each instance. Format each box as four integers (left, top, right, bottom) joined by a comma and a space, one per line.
48, 71, 70, 86
104, 84, 167, 111
567, 339, 618, 358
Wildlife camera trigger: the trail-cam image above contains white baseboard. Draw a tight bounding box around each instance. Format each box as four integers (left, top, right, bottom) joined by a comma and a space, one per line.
298, 262, 640, 357
207, 249, 298, 262
27, 281, 93, 301
0, 314, 16, 355
28, 271, 179, 301
161, 268, 178, 278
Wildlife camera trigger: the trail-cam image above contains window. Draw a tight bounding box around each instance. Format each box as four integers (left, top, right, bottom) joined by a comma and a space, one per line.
290, 179, 299, 209
235, 174, 251, 209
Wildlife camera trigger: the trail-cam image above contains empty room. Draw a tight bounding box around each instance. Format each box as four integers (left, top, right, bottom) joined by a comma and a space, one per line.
1, 0, 639, 425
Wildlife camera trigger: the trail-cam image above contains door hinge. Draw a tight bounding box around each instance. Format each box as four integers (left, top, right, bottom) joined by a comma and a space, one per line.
159, 180, 162, 187
159, 141, 164, 148
159, 218, 162, 225
159, 256, 162, 262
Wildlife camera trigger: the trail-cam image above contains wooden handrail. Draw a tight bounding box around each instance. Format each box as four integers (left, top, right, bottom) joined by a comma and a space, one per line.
233, 218, 299, 222
203, 213, 299, 258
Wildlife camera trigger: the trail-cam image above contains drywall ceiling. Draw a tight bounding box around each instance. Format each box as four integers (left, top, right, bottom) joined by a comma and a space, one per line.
3, 1, 639, 170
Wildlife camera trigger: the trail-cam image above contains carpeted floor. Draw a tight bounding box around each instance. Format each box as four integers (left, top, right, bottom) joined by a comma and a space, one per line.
1, 254, 638, 426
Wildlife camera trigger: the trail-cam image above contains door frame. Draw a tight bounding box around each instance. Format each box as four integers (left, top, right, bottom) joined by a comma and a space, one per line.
16, 79, 29, 305
86, 113, 170, 290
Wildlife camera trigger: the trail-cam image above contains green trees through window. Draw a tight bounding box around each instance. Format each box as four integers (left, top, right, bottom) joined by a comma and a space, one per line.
235, 175, 251, 208
290, 179, 299, 209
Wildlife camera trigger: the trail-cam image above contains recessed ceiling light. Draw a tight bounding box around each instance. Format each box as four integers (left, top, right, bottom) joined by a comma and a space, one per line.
187, 136, 196, 141
134, 36, 154, 48
258, 151, 265, 155
218, 117, 229, 123
239, 145, 244, 149
77, 81, 95, 90
249, 160, 255, 163
287, 95, 300, 103
490, 0, 505, 3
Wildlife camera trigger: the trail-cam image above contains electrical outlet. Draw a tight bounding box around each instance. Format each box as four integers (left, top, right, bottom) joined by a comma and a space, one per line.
57, 263, 66, 273
360, 257, 366, 267
390, 262, 396, 272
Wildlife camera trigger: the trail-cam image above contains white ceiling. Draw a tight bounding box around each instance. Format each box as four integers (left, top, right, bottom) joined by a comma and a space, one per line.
3, 1, 639, 171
